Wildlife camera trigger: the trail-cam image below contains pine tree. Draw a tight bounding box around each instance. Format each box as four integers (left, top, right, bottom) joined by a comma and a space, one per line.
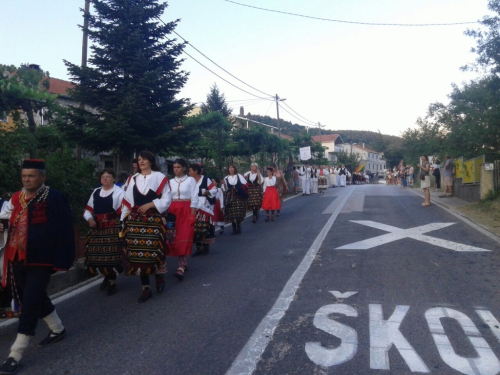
63, 0, 190, 165
201, 83, 232, 118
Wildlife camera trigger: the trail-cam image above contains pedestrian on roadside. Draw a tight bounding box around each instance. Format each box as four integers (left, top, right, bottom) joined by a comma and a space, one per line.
167, 160, 198, 280
418, 155, 431, 207
120, 151, 172, 303
291, 166, 300, 194
0, 159, 75, 374
439, 156, 454, 198
271, 163, 288, 216
262, 167, 281, 222
83, 168, 125, 296
244, 163, 263, 223
224, 165, 248, 235
432, 158, 441, 191
211, 177, 225, 233
189, 164, 217, 259
407, 165, 414, 187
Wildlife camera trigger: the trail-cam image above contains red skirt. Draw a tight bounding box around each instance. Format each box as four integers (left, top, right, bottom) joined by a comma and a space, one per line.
213, 199, 225, 225
262, 186, 281, 210
167, 200, 196, 257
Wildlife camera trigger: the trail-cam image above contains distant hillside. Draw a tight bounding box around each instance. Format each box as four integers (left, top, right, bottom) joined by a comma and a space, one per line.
244, 113, 404, 166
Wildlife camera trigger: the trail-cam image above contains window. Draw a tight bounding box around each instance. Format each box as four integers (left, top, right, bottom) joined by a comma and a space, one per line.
104, 161, 114, 169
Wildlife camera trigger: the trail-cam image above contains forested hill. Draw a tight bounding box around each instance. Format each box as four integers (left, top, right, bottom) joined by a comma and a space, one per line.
245, 114, 401, 149
245, 113, 404, 166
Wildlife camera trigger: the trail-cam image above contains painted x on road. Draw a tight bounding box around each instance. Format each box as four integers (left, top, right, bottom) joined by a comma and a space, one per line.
336, 221, 491, 252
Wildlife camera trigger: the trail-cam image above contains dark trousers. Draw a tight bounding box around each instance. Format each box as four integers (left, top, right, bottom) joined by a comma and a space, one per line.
12, 263, 54, 336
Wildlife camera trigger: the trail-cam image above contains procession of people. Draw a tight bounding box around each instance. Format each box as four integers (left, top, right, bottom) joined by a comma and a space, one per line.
0, 154, 409, 374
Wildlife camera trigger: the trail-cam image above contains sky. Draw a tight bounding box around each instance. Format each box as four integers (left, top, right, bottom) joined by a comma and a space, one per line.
0, 0, 492, 136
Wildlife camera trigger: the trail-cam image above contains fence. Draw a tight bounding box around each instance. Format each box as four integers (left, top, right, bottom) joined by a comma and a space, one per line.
454, 155, 485, 184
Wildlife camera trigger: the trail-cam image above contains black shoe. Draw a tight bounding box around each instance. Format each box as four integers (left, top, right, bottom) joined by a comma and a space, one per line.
155, 275, 165, 293
203, 244, 210, 255
236, 223, 241, 234
174, 268, 184, 282
192, 247, 203, 257
138, 289, 152, 303
0, 357, 20, 375
37, 329, 66, 348
220, 226, 224, 234
231, 223, 237, 235
107, 283, 117, 296
99, 277, 108, 291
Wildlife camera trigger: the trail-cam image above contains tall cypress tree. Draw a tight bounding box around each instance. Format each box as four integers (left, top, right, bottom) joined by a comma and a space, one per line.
63, 0, 190, 166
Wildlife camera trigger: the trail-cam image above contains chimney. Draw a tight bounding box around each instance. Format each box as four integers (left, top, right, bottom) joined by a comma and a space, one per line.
28, 64, 41, 71
239, 106, 244, 116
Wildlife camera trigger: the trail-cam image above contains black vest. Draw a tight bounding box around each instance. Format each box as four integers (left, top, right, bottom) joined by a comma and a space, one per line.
92, 189, 114, 215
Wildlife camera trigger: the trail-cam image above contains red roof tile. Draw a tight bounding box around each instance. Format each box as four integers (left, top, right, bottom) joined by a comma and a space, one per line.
311, 134, 339, 143
48, 78, 74, 96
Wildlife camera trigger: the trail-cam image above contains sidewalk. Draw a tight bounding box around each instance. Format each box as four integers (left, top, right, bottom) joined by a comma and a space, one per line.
411, 187, 469, 210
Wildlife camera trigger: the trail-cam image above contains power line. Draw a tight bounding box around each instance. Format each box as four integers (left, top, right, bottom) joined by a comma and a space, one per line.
223, 0, 478, 27
157, 18, 274, 101
172, 30, 274, 98
278, 103, 317, 127
281, 101, 317, 125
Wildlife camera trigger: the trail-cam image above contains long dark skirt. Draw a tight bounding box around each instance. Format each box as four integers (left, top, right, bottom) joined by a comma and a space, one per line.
224, 189, 247, 223
247, 184, 263, 210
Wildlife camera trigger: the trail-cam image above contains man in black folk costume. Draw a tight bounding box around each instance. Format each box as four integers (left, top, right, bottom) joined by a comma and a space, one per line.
0, 159, 75, 374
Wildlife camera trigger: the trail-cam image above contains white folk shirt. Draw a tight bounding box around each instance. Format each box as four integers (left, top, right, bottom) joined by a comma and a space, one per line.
195, 176, 217, 215
215, 187, 224, 210
224, 174, 247, 188
83, 185, 125, 221
244, 172, 264, 185
120, 171, 171, 220
263, 176, 277, 192
169, 176, 199, 208
299, 166, 311, 180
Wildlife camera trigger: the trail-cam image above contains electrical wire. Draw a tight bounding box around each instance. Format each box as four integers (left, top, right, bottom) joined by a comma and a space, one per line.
157, 18, 274, 101
223, 0, 478, 27
281, 101, 317, 125
278, 103, 317, 127
172, 30, 274, 98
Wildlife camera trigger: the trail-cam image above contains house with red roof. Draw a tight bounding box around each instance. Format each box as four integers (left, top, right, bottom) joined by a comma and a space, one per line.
311, 133, 345, 163
342, 143, 386, 173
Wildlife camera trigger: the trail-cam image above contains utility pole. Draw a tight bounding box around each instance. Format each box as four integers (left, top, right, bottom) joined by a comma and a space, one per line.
275, 94, 286, 167
76, 0, 91, 160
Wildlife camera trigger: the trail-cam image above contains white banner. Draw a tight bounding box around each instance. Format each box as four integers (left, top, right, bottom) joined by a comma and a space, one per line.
300, 146, 311, 160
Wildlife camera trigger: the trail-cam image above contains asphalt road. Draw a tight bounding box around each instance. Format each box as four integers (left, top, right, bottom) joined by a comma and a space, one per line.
1, 184, 499, 375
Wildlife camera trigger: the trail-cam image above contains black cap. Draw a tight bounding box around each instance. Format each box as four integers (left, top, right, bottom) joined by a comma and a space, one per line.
21, 159, 46, 169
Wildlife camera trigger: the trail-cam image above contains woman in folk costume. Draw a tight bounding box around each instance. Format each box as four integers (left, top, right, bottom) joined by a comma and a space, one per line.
211, 177, 225, 234
189, 164, 218, 258
224, 165, 248, 235
262, 168, 281, 221
318, 166, 329, 193
244, 163, 263, 224
120, 151, 172, 303
310, 166, 319, 194
83, 168, 124, 296
270, 163, 288, 216
167, 159, 198, 282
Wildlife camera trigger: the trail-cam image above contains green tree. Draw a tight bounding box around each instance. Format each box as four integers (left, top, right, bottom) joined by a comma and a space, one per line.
0, 64, 58, 157
201, 83, 232, 118
63, 0, 190, 168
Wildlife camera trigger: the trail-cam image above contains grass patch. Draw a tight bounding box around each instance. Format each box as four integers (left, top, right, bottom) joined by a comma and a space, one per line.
457, 189, 500, 237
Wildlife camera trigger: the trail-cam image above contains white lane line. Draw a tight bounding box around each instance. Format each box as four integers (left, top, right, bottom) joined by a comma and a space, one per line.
0, 277, 102, 330
226, 186, 355, 375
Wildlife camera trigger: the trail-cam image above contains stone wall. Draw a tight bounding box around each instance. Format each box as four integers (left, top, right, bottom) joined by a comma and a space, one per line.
452, 179, 480, 202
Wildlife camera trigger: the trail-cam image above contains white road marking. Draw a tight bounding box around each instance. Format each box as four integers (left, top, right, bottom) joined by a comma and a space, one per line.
425, 307, 500, 375
305, 304, 358, 367
369, 304, 430, 373
476, 310, 500, 346
329, 291, 358, 299
336, 221, 491, 252
226, 187, 355, 375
